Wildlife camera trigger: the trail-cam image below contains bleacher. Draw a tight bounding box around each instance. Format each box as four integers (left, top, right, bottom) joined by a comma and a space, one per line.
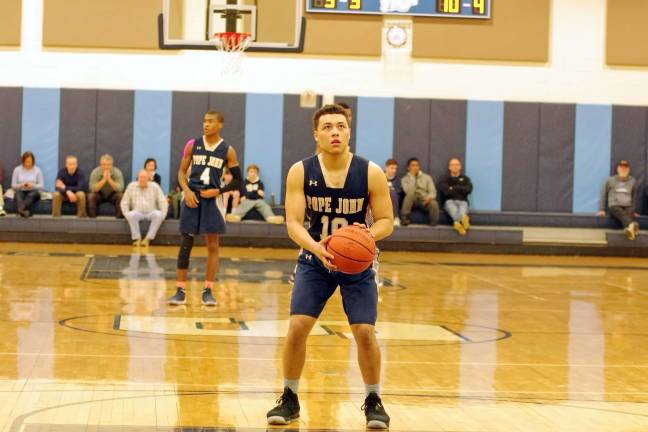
2, 197, 646, 256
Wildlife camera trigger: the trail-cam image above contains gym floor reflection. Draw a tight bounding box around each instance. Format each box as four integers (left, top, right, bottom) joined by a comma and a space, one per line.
0, 242, 647, 431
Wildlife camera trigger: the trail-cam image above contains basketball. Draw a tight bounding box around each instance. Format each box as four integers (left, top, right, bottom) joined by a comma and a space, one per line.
326, 225, 376, 274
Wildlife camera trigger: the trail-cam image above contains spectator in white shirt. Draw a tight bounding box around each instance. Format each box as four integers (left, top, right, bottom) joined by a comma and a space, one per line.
120, 169, 168, 247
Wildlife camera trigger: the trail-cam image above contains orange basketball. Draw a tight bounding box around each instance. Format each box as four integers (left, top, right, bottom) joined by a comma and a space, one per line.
326, 225, 376, 274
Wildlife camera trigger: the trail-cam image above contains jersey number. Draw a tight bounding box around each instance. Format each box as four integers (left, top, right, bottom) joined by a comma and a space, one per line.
200, 167, 211, 185
321, 215, 348, 238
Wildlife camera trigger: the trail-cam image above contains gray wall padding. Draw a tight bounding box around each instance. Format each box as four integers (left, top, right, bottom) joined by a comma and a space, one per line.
95, 90, 134, 182
502, 102, 540, 211
537, 103, 575, 212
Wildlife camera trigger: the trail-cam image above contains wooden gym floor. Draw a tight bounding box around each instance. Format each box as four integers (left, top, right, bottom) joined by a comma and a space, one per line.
0, 241, 647, 431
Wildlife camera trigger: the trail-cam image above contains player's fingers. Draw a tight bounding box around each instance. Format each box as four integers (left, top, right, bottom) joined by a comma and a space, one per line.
321, 249, 335, 260
322, 259, 337, 271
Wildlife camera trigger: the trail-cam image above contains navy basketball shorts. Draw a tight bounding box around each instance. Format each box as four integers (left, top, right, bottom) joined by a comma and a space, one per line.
179, 195, 226, 235
290, 249, 378, 325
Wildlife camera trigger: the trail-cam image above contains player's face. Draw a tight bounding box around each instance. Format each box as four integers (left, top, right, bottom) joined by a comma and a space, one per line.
203, 114, 223, 137
385, 164, 397, 178
314, 114, 350, 155
65, 158, 78, 174
145, 161, 156, 172
449, 159, 462, 175
247, 168, 259, 181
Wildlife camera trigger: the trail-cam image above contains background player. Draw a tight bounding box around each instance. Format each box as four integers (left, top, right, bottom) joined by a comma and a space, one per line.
167, 111, 242, 306
266, 104, 394, 428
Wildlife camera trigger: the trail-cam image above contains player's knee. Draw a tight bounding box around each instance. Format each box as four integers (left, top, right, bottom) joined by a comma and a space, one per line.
206, 242, 219, 255
286, 318, 313, 342
351, 324, 376, 348
177, 233, 194, 269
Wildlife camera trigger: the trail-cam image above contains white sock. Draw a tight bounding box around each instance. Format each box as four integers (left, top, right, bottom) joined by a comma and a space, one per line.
284, 378, 299, 394
365, 383, 380, 396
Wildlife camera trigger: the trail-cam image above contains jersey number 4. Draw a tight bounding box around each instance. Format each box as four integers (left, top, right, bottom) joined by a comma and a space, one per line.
200, 167, 211, 185
321, 215, 348, 238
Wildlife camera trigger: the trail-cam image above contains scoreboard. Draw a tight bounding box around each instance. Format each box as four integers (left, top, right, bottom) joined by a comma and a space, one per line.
306, 0, 491, 19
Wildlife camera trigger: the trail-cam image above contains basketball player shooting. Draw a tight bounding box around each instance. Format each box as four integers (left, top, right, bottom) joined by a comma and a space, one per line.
267, 104, 394, 428
167, 111, 241, 306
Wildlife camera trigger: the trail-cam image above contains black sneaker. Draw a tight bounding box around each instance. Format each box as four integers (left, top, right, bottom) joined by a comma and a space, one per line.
167, 288, 186, 305
363, 392, 390, 429
267, 387, 300, 425
202, 288, 217, 306
400, 215, 411, 226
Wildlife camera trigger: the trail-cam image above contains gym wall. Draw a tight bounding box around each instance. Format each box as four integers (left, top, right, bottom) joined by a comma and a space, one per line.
0, 0, 22, 47
1, 87, 647, 214
42, 0, 161, 50
606, 0, 648, 66
412, 0, 550, 62
38, 0, 551, 62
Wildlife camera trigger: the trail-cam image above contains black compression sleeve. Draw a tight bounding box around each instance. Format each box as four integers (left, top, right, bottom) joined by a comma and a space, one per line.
220, 166, 242, 193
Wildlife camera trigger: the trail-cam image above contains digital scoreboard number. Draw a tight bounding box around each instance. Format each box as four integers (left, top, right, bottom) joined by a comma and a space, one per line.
307, 0, 491, 19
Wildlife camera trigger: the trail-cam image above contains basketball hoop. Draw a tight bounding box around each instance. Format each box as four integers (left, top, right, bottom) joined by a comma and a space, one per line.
210, 32, 252, 75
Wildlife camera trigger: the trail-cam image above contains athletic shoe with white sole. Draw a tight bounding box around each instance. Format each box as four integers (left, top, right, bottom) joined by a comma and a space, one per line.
167, 288, 186, 305
267, 387, 300, 425
363, 392, 390, 429
201, 288, 217, 306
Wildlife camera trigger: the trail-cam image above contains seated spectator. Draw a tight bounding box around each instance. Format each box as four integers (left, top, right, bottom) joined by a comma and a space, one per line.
597, 160, 639, 240
225, 164, 284, 224
0, 164, 6, 217
11, 151, 44, 218
144, 158, 161, 186
221, 167, 240, 214
439, 157, 473, 236
384, 158, 403, 226
400, 158, 439, 226
52, 156, 87, 217
120, 169, 168, 247
88, 154, 125, 218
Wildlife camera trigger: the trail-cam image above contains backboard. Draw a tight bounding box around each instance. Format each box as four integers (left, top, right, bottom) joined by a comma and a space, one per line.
159, 0, 305, 52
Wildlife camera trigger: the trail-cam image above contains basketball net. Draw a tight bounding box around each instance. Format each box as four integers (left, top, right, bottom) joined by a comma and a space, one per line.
210, 32, 252, 75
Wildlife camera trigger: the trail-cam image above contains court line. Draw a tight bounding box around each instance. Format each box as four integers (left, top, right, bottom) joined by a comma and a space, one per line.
5, 388, 648, 432
0, 352, 646, 368
439, 325, 472, 342
59, 314, 512, 347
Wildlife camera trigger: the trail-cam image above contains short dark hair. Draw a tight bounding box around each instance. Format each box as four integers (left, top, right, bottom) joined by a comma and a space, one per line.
337, 102, 353, 123
205, 110, 224, 123
21, 151, 35, 166
247, 164, 260, 173
312, 104, 350, 131
448, 157, 462, 164
385, 158, 398, 167
407, 157, 419, 166
144, 158, 157, 169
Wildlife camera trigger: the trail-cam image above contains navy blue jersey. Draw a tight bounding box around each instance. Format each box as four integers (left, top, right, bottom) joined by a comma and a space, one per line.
303, 154, 370, 242
186, 136, 229, 191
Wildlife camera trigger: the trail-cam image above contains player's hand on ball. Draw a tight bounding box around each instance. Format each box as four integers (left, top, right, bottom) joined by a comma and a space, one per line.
200, 188, 220, 199
184, 190, 199, 208
352, 222, 374, 236
316, 236, 338, 271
